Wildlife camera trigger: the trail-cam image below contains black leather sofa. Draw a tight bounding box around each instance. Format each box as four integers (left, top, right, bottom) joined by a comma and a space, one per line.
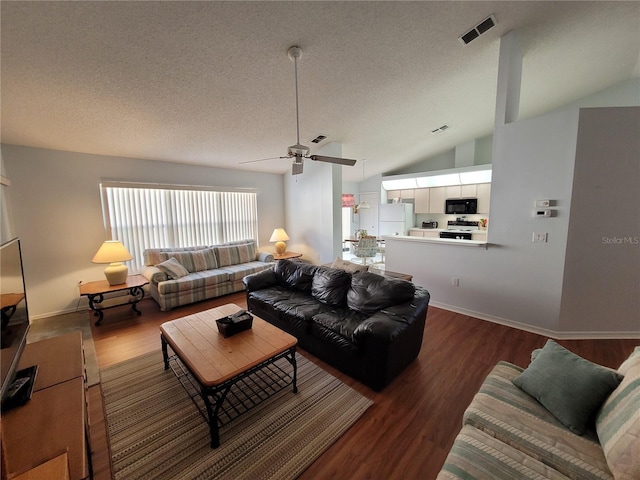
243, 259, 430, 391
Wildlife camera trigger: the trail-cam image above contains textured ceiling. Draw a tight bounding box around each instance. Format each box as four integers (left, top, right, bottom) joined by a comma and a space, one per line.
1, 1, 639, 182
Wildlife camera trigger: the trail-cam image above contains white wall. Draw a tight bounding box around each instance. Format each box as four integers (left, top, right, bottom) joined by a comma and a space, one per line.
560, 107, 640, 331
284, 142, 343, 264
388, 107, 581, 333
1, 145, 285, 318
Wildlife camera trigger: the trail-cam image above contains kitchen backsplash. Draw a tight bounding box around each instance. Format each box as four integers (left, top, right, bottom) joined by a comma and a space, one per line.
414, 213, 489, 228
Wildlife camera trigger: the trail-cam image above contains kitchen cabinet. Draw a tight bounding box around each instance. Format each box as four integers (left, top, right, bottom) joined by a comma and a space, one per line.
386, 190, 400, 201
461, 184, 477, 198
472, 231, 488, 241
414, 188, 430, 213
400, 189, 414, 199
445, 185, 461, 199
409, 229, 439, 238
477, 183, 491, 213
428, 187, 445, 214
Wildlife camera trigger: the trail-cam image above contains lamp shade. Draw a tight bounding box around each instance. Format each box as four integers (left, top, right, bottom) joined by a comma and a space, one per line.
92, 241, 133, 264
269, 229, 290, 243
92, 241, 133, 286
269, 228, 290, 255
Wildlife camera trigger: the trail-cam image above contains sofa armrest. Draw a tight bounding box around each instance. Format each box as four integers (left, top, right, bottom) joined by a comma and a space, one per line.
243, 268, 277, 291
257, 252, 274, 263
140, 265, 168, 284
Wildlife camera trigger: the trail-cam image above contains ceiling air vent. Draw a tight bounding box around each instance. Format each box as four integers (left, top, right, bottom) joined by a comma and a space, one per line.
458, 15, 496, 45
431, 125, 450, 135
311, 134, 327, 144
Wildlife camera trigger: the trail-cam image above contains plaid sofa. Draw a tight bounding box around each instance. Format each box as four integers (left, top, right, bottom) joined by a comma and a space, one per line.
141, 240, 273, 311
437, 347, 640, 480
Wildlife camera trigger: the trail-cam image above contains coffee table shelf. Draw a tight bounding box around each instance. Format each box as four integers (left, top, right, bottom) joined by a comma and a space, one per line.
165, 345, 296, 427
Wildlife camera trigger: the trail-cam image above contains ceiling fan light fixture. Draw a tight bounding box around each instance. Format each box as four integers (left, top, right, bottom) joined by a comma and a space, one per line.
287, 144, 310, 157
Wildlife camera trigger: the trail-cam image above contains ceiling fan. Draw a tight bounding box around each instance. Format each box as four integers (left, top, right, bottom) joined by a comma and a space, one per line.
240, 46, 357, 175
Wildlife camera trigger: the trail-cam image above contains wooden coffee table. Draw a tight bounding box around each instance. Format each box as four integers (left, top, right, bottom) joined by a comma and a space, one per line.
160, 304, 298, 448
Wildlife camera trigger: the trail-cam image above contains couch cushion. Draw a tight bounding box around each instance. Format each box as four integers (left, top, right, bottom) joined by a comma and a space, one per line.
513, 340, 623, 435
158, 248, 218, 273
144, 246, 207, 266
215, 242, 256, 267
311, 266, 351, 307
437, 424, 570, 480
596, 347, 640, 480
273, 259, 318, 292
156, 257, 190, 279
157, 269, 229, 295
346, 271, 415, 314
311, 309, 368, 348
219, 261, 273, 282
464, 361, 612, 480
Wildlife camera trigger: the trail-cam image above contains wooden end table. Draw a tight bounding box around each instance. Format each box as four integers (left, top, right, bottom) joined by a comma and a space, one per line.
79, 274, 149, 325
160, 303, 298, 448
273, 251, 302, 260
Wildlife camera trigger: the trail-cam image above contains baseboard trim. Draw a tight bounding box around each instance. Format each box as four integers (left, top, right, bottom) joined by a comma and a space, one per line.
430, 301, 640, 340
30, 306, 90, 321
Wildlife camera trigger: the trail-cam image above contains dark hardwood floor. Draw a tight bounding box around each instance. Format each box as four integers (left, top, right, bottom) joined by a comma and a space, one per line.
87, 293, 637, 480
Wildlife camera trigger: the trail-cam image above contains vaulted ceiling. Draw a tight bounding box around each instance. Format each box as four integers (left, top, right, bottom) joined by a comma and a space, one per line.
1, 1, 638, 182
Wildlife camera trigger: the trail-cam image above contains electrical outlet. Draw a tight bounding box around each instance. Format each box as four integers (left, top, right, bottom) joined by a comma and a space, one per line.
451, 277, 459, 287
532, 232, 548, 243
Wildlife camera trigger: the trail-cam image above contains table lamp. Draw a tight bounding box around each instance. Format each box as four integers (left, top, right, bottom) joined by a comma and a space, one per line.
92, 240, 133, 286
269, 228, 290, 255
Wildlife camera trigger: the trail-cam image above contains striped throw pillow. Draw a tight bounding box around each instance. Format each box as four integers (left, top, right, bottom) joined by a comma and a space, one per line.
159, 248, 218, 273
596, 346, 640, 480
156, 257, 190, 279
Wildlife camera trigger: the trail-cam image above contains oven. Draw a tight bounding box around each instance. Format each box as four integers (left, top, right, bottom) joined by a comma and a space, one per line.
439, 231, 472, 240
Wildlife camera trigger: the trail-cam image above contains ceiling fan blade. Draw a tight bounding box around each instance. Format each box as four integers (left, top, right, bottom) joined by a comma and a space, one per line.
309, 155, 357, 166
239, 156, 288, 165
292, 161, 304, 175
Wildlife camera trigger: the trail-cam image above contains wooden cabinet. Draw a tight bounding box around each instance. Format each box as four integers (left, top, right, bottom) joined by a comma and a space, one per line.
428, 187, 445, 213
414, 188, 430, 213
400, 189, 414, 199
472, 232, 488, 241
477, 183, 491, 213
445, 185, 461, 199
408, 229, 439, 238
386, 190, 400, 200
1, 333, 89, 480
461, 184, 477, 198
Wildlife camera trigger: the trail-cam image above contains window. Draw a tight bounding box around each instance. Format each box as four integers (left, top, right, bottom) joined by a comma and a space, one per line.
100, 183, 259, 272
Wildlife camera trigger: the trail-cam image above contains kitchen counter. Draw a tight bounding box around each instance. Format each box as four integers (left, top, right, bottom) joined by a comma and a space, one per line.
407, 228, 488, 243
383, 234, 488, 248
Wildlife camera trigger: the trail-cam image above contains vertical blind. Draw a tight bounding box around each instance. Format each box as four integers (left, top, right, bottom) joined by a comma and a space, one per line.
101, 184, 258, 272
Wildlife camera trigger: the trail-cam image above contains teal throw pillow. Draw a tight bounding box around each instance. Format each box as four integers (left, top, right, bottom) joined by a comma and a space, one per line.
513, 339, 623, 435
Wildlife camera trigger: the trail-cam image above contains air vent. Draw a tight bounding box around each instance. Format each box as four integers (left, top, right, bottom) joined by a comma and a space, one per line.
431, 125, 450, 135
311, 134, 327, 144
458, 15, 496, 45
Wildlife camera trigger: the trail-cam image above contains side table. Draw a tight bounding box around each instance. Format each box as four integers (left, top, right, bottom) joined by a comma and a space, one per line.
273, 252, 302, 260
79, 274, 149, 325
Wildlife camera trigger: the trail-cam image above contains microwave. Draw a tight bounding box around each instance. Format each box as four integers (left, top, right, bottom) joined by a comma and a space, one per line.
445, 198, 478, 215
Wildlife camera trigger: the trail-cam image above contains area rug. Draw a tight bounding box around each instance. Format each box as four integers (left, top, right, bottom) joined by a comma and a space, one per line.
101, 350, 373, 480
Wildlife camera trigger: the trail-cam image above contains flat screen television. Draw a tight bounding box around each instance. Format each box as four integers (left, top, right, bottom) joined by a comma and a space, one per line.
1, 238, 30, 405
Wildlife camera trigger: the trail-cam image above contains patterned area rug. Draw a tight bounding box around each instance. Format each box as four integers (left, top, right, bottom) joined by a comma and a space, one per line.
101, 350, 373, 480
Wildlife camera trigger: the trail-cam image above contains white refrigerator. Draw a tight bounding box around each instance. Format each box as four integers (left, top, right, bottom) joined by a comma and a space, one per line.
378, 203, 414, 236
